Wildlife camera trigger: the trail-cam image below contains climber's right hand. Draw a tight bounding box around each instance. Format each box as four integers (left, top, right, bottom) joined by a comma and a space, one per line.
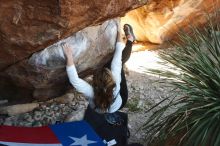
61, 42, 73, 59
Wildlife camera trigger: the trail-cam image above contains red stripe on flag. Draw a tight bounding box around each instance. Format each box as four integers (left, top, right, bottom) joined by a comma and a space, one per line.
0, 125, 60, 144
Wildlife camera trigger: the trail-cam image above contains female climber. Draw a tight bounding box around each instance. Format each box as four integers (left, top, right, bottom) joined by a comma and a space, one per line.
62, 24, 135, 125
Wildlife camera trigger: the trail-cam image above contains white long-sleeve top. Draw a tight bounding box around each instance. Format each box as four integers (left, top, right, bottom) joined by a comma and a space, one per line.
66, 42, 125, 113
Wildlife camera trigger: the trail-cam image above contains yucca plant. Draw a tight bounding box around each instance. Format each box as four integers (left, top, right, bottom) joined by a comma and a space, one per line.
142, 12, 220, 146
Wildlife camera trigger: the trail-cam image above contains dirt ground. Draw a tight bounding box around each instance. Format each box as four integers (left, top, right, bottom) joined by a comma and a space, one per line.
121, 50, 175, 145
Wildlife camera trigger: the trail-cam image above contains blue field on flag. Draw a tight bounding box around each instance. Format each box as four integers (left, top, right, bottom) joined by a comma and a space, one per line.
0, 120, 105, 146
50, 121, 105, 146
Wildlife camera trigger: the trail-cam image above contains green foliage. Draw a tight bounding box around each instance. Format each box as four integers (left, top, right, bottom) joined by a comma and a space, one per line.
125, 97, 141, 112
142, 12, 220, 146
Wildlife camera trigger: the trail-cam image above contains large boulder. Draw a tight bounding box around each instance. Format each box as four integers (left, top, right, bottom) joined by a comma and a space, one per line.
0, 0, 147, 71
0, 0, 148, 102
121, 0, 220, 45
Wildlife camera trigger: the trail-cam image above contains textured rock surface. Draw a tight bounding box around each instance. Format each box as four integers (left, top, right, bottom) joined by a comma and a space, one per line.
0, 19, 118, 101
121, 0, 220, 44
0, 103, 39, 116
28, 20, 118, 70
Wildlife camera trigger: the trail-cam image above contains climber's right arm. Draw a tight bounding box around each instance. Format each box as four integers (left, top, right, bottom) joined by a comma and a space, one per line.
62, 43, 94, 99
66, 65, 94, 99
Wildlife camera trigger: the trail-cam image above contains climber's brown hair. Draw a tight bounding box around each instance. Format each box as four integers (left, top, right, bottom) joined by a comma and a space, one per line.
93, 68, 116, 112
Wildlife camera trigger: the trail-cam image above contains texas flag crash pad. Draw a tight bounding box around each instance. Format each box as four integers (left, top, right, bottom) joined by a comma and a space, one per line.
0, 120, 105, 146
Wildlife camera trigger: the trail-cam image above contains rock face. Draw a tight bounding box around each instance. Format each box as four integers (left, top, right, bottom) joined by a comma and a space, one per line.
0, 19, 118, 101
0, 0, 147, 102
121, 0, 220, 44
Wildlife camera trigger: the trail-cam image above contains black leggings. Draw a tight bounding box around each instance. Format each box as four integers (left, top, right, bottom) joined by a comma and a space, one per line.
104, 41, 133, 109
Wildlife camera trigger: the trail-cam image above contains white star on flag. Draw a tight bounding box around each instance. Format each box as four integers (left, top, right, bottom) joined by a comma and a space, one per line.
69, 135, 97, 146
